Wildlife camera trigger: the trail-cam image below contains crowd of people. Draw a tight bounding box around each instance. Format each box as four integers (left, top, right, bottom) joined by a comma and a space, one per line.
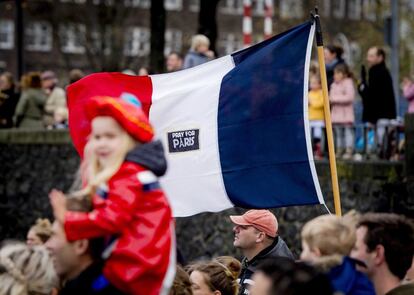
0, 34, 413, 295
0, 209, 413, 295
309, 45, 414, 161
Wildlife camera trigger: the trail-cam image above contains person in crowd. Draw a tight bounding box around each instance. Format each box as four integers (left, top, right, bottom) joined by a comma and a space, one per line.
183, 34, 214, 69
0, 72, 19, 128
188, 261, 239, 295
249, 257, 334, 295
49, 91, 174, 295
166, 52, 183, 72
401, 75, 414, 114
46, 196, 124, 295
329, 63, 356, 159
14, 72, 47, 129
0, 241, 59, 295
26, 218, 52, 246
51, 106, 68, 129
41, 70, 67, 128
68, 69, 85, 84
300, 214, 375, 295
230, 210, 294, 295
350, 213, 414, 295
138, 67, 152, 76
214, 256, 242, 280
308, 74, 325, 159
170, 265, 192, 295
324, 45, 345, 89
358, 47, 396, 146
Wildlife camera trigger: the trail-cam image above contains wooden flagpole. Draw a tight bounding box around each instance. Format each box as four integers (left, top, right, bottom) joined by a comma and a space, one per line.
313, 8, 342, 216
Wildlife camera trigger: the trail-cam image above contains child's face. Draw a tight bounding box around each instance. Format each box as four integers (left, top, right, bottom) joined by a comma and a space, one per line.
196, 43, 209, 54
91, 116, 126, 168
310, 77, 321, 90
300, 241, 320, 262
334, 70, 344, 82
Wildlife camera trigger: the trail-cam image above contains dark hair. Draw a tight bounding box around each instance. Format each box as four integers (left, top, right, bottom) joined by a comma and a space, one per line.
28, 72, 42, 88
376, 47, 386, 60
334, 63, 353, 79
326, 45, 344, 59
168, 51, 183, 59
256, 257, 333, 295
358, 213, 414, 280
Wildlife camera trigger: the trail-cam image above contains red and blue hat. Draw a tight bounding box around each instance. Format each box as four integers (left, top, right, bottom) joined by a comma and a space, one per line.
67, 72, 154, 157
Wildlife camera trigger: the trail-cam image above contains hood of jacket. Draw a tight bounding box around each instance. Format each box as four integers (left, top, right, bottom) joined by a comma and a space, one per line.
125, 140, 167, 176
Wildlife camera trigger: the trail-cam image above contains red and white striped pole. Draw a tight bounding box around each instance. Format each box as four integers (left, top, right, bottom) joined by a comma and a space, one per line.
264, 0, 273, 40
243, 0, 252, 47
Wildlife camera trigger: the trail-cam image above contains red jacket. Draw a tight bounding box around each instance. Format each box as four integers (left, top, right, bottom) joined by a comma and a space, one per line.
64, 161, 175, 295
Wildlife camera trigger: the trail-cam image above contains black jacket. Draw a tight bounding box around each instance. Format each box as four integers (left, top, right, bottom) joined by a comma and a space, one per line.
59, 262, 126, 295
238, 236, 295, 295
359, 62, 396, 123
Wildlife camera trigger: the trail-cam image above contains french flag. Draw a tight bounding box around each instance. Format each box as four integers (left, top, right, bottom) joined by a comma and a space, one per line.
67, 21, 324, 217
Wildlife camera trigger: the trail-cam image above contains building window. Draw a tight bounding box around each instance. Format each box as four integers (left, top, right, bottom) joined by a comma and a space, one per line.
348, 0, 362, 20
92, 0, 115, 5
218, 33, 243, 55
320, 0, 330, 17
25, 21, 52, 52
332, 0, 345, 19
165, 0, 182, 11
363, 0, 377, 21
60, 23, 86, 54
164, 29, 182, 56
219, 0, 243, 15
90, 28, 112, 55
124, 0, 150, 8
189, 0, 200, 12
0, 20, 14, 50
252, 0, 265, 16
124, 27, 150, 56
279, 0, 303, 19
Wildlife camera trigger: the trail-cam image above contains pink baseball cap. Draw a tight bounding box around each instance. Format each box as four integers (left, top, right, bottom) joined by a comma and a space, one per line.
230, 210, 278, 238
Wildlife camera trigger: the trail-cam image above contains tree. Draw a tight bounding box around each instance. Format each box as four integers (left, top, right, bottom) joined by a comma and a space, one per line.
150, 0, 166, 73
198, 0, 220, 54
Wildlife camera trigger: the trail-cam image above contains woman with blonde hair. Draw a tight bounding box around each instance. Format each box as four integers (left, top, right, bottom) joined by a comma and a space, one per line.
0, 241, 59, 295
300, 213, 374, 295
26, 218, 52, 246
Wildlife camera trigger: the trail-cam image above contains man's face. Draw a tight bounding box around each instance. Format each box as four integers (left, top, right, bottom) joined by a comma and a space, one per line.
45, 221, 80, 280
350, 226, 375, 277
233, 224, 260, 249
366, 47, 381, 67
41, 77, 55, 89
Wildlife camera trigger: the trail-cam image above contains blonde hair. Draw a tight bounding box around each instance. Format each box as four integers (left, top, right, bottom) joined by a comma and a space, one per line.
75, 124, 137, 198
29, 219, 52, 243
190, 34, 210, 51
188, 261, 239, 295
301, 214, 357, 256
0, 242, 59, 295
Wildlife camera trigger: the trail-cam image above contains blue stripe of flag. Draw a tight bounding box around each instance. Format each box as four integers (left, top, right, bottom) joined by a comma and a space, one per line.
217, 21, 319, 208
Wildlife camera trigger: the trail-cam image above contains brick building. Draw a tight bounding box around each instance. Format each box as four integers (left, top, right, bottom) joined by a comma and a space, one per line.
0, 0, 395, 83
